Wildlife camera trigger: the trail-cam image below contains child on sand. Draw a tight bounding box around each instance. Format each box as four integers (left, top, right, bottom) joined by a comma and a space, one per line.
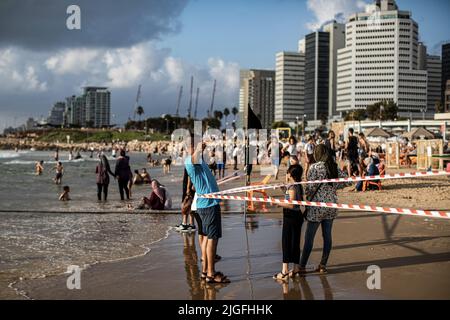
59, 186, 71, 201
273, 165, 305, 281
35, 161, 44, 175
54, 161, 64, 184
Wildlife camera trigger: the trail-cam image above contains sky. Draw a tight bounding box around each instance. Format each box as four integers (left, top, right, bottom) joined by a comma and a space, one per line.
0, 0, 449, 131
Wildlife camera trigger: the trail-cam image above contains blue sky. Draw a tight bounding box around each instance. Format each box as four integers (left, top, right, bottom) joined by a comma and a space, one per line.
162, 0, 450, 69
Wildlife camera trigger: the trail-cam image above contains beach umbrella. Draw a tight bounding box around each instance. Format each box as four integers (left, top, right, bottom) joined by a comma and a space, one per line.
402, 127, 435, 140
364, 127, 392, 138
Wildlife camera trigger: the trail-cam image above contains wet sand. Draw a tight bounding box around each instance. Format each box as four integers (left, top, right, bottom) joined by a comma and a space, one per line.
14, 211, 450, 300
7, 164, 450, 300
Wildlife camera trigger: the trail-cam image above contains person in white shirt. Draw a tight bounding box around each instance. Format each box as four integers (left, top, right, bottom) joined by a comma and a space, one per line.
304, 135, 316, 176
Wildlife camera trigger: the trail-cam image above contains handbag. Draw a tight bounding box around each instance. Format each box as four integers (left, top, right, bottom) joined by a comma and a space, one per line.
303, 183, 323, 217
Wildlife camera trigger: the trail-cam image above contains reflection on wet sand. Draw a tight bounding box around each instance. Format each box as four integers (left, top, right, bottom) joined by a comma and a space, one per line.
276, 275, 333, 300
181, 232, 229, 300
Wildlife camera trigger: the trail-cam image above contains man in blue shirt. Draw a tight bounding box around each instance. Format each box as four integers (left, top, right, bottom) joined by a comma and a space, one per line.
184, 136, 229, 284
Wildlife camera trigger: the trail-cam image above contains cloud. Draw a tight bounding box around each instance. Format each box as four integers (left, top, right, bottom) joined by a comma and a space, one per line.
0, 48, 48, 92
0, 42, 240, 128
0, 0, 188, 50
306, 0, 369, 31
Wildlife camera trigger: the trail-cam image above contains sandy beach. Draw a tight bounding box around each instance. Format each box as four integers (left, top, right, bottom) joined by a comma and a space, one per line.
0, 150, 450, 299
9, 164, 450, 300
13, 211, 450, 300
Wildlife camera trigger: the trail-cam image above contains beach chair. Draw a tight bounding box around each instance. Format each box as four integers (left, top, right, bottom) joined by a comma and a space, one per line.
247, 175, 272, 212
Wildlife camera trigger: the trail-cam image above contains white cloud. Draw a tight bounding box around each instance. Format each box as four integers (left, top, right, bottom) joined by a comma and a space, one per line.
44, 49, 100, 75
206, 58, 240, 105
0, 48, 47, 92
306, 0, 369, 30
164, 56, 186, 85
0, 42, 241, 122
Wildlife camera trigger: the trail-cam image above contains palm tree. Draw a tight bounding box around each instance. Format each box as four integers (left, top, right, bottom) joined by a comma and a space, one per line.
213, 110, 223, 129
136, 106, 144, 121
231, 107, 238, 120
223, 108, 230, 123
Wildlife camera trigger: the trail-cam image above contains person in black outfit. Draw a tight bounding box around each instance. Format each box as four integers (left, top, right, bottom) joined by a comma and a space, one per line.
96, 154, 115, 201
114, 150, 132, 200
345, 128, 361, 177
325, 130, 337, 161
273, 165, 305, 281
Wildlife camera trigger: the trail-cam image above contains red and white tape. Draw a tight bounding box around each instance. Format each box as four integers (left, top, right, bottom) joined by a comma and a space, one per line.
217, 170, 245, 185
197, 193, 450, 219
207, 170, 450, 196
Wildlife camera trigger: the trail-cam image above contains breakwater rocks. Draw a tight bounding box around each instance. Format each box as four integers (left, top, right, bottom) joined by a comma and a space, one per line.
0, 138, 172, 153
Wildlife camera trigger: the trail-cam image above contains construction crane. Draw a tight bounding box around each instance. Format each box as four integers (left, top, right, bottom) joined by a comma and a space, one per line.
187, 76, 194, 118
193, 87, 199, 119
175, 85, 183, 117
209, 79, 216, 118
129, 84, 142, 121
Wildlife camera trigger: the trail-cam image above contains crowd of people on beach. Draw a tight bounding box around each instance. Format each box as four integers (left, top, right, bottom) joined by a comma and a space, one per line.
28, 127, 449, 288
174, 127, 397, 285
33, 145, 173, 209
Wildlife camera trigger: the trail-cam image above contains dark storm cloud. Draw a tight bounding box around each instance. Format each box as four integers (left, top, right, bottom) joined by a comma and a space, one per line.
0, 0, 188, 49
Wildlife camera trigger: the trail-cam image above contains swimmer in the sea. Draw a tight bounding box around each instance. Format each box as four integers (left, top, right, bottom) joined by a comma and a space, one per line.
59, 185, 71, 201
35, 160, 44, 175
132, 169, 144, 185
54, 161, 64, 184
162, 157, 172, 174
141, 168, 151, 184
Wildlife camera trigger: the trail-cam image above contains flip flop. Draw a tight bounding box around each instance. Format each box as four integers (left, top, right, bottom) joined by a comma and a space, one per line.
206, 272, 230, 284
273, 272, 289, 281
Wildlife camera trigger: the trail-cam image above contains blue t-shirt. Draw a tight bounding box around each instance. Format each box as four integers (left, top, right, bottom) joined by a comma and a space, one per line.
184, 156, 221, 209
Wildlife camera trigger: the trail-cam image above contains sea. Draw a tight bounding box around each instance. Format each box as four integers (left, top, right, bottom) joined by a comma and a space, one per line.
0, 149, 199, 298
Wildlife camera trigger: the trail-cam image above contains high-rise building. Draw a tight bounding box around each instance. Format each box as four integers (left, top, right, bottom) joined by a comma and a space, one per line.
238, 69, 275, 129
426, 55, 442, 113
305, 31, 330, 122
323, 22, 346, 118
65, 95, 86, 127
274, 51, 305, 124
25, 118, 37, 130
417, 42, 427, 70
47, 102, 66, 126
336, 0, 428, 118
442, 43, 450, 106
84, 87, 111, 128
445, 80, 450, 112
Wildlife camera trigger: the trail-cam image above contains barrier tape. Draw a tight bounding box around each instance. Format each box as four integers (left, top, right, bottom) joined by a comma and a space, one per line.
206, 170, 450, 196
216, 170, 245, 185
197, 193, 450, 220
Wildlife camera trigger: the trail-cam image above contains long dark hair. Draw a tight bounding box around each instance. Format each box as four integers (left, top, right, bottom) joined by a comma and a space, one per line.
314, 144, 338, 179
100, 154, 111, 172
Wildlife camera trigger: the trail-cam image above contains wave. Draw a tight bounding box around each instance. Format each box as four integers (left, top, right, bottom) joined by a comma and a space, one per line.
0, 152, 20, 159
4, 158, 85, 165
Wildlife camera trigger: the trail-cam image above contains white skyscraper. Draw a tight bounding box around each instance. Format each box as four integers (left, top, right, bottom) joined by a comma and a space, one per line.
336, 0, 428, 118
84, 87, 111, 128
274, 51, 305, 124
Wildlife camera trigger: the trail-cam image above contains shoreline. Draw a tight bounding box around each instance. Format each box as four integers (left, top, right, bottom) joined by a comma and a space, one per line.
11, 213, 450, 300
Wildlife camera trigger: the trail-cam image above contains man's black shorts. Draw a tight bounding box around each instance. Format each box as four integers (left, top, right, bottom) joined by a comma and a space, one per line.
196, 205, 222, 239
